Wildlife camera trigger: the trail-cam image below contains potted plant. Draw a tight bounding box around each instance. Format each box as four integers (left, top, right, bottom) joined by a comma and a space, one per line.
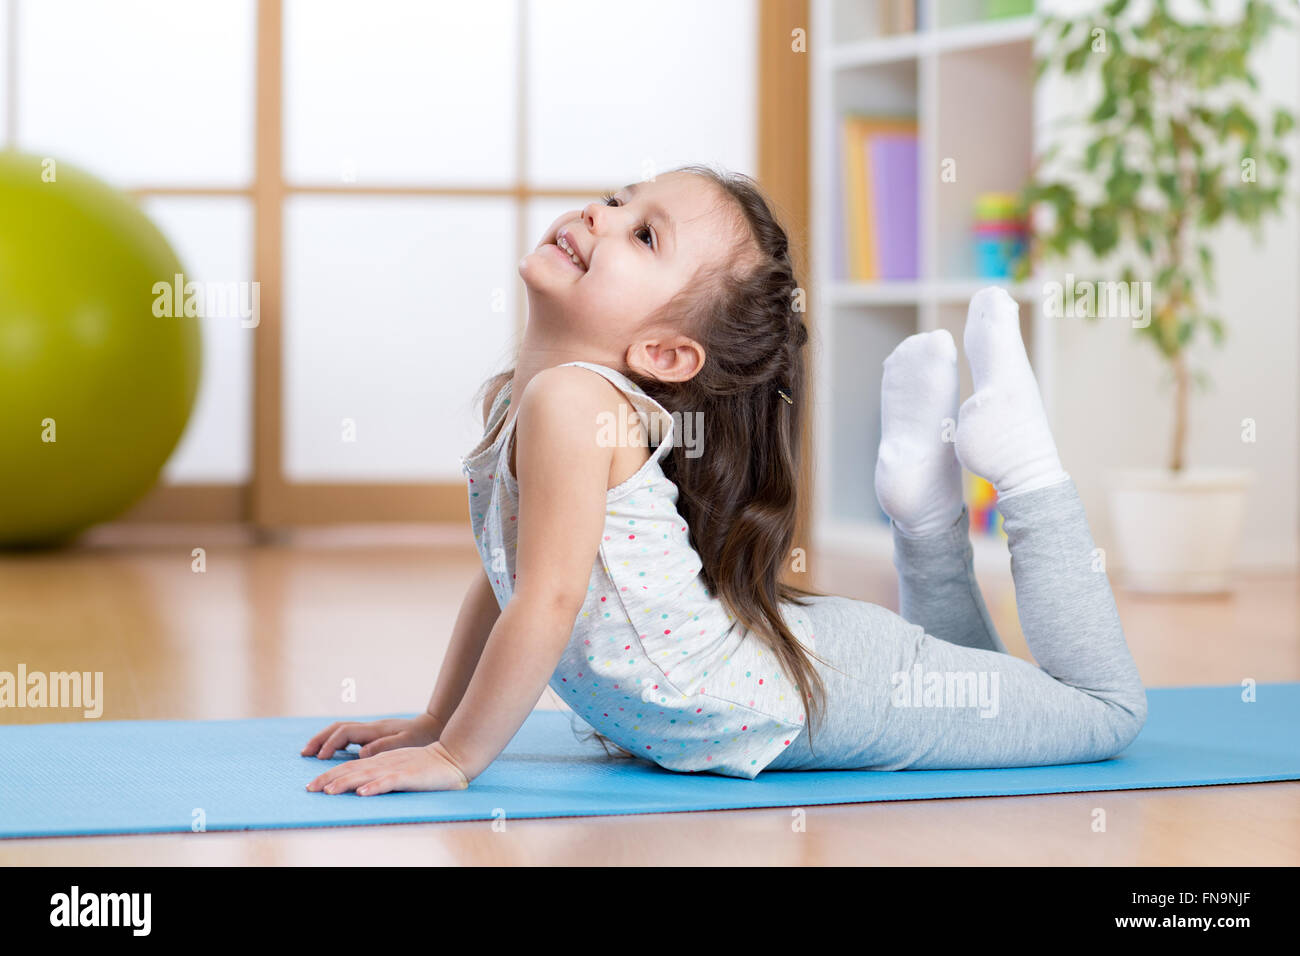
1020, 0, 1297, 593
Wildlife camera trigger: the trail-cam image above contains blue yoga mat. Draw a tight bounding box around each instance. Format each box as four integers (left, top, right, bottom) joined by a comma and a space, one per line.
1, 684, 1296, 838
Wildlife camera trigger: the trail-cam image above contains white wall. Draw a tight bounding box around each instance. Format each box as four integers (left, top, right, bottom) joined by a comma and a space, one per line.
1041, 0, 1300, 570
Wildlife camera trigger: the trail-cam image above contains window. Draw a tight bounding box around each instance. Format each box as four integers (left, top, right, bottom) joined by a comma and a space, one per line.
4, 0, 765, 522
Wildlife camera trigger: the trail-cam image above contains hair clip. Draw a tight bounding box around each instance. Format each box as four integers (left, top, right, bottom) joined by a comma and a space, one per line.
777, 387, 794, 405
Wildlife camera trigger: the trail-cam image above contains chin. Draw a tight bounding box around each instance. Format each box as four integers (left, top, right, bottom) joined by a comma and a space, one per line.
520, 270, 562, 298
523, 265, 583, 303
518, 253, 551, 290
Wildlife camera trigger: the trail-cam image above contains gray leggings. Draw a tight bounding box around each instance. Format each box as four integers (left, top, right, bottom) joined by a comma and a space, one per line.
766, 476, 1148, 771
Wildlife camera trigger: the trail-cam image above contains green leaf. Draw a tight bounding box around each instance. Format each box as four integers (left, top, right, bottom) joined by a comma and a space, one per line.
1105, 161, 1143, 206
1197, 245, 1215, 290
1092, 93, 1119, 123
1200, 190, 1225, 226
1087, 208, 1120, 255
1221, 105, 1259, 141
1207, 316, 1226, 345
1275, 108, 1295, 138
1156, 172, 1179, 201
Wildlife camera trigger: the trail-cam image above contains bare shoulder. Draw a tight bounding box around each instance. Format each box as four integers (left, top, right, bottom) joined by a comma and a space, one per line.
517, 365, 634, 424
516, 366, 619, 452
516, 366, 649, 488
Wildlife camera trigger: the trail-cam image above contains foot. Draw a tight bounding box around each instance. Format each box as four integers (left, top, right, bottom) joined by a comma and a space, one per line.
874, 329, 964, 537
955, 287, 1069, 500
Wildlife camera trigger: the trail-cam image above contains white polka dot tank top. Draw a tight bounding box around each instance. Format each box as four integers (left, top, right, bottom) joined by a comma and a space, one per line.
459, 361, 814, 779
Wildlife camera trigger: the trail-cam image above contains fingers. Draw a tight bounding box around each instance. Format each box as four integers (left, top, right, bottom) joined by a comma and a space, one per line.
356, 775, 399, 797
358, 733, 407, 759
306, 747, 465, 795
301, 722, 345, 756
303, 721, 387, 759
307, 754, 413, 796
318, 769, 388, 796
306, 762, 373, 794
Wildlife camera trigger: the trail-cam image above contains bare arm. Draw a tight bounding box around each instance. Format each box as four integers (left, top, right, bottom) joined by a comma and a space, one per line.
430, 367, 614, 782
305, 367, 613, 792
422, 569, 502, 736
422, 377, 512, 733
303, 380, 504, 761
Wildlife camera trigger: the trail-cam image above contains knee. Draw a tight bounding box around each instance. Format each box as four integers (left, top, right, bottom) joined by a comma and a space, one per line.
1107, 684, 1149, 755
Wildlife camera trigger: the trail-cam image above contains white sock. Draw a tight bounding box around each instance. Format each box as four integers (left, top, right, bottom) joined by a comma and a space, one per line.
874, 329, 964, 538
955, 287, 1069, 500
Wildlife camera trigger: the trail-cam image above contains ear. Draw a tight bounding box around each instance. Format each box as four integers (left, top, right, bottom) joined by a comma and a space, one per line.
626, 337, 705, 384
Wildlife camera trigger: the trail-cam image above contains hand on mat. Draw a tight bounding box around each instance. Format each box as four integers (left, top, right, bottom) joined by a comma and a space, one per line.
301, 713, 444, 760
305, 741, 470, 795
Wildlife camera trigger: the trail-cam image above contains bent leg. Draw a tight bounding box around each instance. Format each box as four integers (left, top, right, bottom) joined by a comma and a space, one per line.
993, 475, 1146, 728
767, 479, 1146, 772
873, 326, 1005, 654
890, 502, 1007, 654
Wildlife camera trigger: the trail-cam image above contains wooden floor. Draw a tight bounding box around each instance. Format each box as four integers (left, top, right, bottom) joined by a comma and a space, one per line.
1, 521, 1297, 866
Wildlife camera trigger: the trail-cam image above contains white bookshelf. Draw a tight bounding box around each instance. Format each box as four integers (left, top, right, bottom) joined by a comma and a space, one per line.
809, 0, 1047, 574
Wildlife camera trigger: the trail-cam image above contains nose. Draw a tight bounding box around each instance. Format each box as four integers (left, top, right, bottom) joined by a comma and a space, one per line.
580, 200, 606, 233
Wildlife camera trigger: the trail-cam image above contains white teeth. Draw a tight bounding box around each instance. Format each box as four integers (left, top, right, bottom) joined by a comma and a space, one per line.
557, 234, 585, 270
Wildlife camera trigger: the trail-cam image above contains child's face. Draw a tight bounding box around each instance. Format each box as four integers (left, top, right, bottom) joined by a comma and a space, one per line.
520, 172, 740, 346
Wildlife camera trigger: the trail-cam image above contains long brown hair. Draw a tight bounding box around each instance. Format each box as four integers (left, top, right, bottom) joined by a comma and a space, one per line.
477, 163, 836, 758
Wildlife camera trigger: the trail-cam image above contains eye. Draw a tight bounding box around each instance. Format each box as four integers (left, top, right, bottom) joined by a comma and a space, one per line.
599, 191, 656, 249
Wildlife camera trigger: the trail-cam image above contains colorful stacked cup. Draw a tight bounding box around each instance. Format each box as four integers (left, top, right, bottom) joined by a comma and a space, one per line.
973, 192, 1026, 279
966, 472, 1005, 539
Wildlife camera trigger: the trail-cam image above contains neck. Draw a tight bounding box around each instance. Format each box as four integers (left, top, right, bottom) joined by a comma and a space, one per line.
510, 308, 626, 407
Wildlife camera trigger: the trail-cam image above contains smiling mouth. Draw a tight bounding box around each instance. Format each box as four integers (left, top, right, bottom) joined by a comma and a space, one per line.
548, 241, 585, 273
554, 231, 588, 272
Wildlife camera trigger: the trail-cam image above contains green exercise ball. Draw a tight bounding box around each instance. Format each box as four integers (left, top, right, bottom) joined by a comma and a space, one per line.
0, 151, 201, 549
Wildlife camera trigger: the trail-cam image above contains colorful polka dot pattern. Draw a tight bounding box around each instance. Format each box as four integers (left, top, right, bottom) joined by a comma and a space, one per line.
459, 362, 810, 779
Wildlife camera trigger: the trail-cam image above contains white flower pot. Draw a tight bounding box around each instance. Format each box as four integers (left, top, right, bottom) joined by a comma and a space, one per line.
1104, 467, 1254, 594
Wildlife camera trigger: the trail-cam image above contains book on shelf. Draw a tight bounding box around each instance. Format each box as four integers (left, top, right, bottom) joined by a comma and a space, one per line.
877, 0, 919, 35
875, 1, 1033, 40
838, 113, 919, 282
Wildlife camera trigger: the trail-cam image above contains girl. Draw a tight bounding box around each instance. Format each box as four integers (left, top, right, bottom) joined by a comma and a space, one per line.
302, 164, 1147, 795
